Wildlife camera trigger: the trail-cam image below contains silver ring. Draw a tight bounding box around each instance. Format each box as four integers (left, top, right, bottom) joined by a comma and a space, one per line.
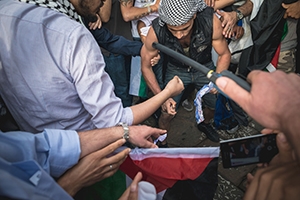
109, 165, 112, 169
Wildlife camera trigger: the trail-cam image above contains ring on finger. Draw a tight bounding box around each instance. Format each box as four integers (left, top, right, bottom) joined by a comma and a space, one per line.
109, 164, 113, 169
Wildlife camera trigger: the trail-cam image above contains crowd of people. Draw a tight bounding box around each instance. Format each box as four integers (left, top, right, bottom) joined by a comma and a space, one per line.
0, 0, 299, 199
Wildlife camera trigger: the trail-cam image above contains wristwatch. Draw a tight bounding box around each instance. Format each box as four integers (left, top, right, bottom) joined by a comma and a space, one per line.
118, 122, 129, 142
236, 9, 244, 20
118, 122, 136, 148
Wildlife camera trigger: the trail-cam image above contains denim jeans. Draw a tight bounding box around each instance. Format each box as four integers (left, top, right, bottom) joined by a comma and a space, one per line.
164, 62, 217, 110
103, 54, 132, 107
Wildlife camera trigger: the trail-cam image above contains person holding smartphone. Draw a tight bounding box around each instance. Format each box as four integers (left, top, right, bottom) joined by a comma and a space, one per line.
215, 70, 300, 199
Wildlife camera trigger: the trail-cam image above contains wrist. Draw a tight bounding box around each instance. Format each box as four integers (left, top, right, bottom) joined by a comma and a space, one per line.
235, 9, 244, 21
57, 174, 82, 197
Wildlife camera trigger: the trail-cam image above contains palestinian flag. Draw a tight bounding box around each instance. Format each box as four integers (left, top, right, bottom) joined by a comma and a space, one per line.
119, 147, 219, 199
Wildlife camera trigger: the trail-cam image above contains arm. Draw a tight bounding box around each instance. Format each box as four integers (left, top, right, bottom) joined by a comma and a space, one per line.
99, 0, 112, 22
0, 129, 81, 177
119, 0, 160, 22
212, 14, 231, 73
85, 25, 142, 56
140, 27, 162, 95
215, 70, 300, 160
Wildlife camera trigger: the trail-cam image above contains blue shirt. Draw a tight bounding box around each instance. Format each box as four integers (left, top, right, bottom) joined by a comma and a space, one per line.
83, 22, 142, 57
0, 129, 80, 199
0, 0, 133, 133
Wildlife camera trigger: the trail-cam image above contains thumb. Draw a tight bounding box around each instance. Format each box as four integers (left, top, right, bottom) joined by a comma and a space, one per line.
216, 9, 222, 15
276, 133, 294, 163
216, 77, 251, 111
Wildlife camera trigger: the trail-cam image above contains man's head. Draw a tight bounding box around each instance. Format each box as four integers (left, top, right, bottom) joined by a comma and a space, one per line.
166, 14, 196, 40
158, 0, 206, 26
70, 0, 105, 22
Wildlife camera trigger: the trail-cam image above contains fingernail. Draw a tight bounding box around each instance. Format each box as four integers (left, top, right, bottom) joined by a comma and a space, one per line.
278, 132, 287, 143
216, 78, 228, 89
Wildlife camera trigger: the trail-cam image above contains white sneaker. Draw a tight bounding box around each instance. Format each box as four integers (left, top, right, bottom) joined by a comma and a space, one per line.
181, 99, 193, 112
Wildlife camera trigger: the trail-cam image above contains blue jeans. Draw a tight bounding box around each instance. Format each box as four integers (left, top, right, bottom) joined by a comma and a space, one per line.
164, 62, 216, 110
103, 54, 132, 107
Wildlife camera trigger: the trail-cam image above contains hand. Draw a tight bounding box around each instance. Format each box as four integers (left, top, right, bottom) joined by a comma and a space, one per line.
164, 75, 184, 97
216, 10, 238, 38
88, 14, 102, 30
150, 54, 160, 66
215, 70, 300, 133
128, 125, 167, 148
282, 1, 300, 19
119, 172, 143, 200
244, 133, 300, 200
232, 25, 244, 40
215, 71, 300, 160
57, 139, 130, 196
161, 98, 177, 115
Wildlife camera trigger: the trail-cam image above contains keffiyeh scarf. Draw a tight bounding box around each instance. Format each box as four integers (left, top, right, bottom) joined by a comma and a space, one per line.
159, 0, 207, 26
18, 0, 81, 22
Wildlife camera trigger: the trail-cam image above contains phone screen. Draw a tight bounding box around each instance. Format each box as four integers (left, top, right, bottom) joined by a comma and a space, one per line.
220, 133, 278, 168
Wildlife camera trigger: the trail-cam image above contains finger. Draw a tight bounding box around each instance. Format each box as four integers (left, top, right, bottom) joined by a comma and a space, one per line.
281, 3, 288, 9
99, 139, 127, 158
215, 77, 251, 111
244, 169, 263, 200
253, 163, 295, 200
245, 70, 262, 84
260, 128, 277, 134
276, 133, 293, 163
128, 172, 143, 200
246, 173, 254, 188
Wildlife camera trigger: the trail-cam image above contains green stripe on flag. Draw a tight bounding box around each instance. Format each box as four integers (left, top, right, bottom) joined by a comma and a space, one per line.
138, 75, 148, 98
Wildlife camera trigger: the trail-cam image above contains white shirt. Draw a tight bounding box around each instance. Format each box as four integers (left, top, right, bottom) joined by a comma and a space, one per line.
0, 0, 133, 132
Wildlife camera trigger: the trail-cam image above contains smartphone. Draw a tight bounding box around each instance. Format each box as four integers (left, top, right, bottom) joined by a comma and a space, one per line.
220, 133, 278, 168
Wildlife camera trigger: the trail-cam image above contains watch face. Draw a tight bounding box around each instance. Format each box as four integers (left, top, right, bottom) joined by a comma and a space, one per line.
237, 10, 243, 20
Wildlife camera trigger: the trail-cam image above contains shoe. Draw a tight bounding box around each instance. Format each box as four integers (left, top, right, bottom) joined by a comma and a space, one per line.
182, 99, 193, 112
226, 125, 239, 134
197, 122, 219, 142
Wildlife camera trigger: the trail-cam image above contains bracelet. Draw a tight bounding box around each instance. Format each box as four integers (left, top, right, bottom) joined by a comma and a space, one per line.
118, 122, 130, 142
147, 5, 151, 14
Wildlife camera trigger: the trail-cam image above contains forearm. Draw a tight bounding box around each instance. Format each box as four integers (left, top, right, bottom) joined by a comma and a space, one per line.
99, 0, 111, 22
78, 126, 123, 158
130, 87, 173, 124
216, 53, 231, 73
141, 46, 162, 94
120, 0, 158, 22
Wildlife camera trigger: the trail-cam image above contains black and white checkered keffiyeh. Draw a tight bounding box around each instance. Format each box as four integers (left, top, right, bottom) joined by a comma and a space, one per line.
18, 0, 81, 22
159, 0, 207, 26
